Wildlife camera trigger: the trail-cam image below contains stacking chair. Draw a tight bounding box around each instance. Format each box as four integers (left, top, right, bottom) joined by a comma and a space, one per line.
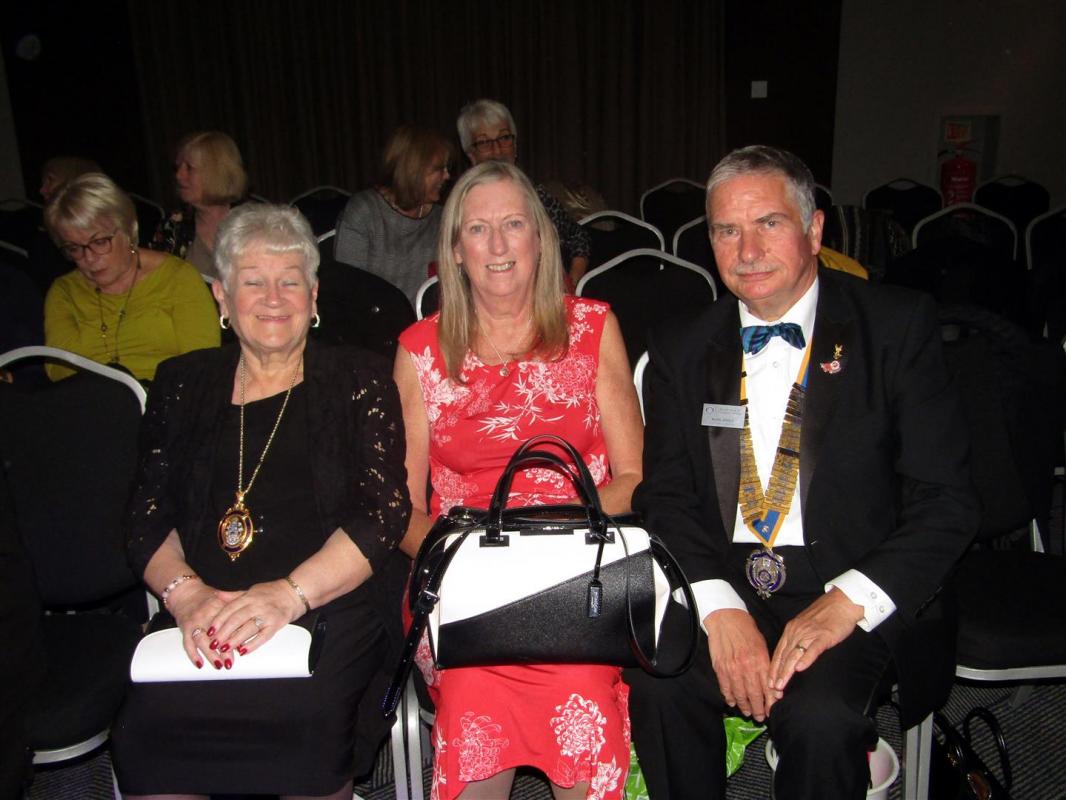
0, 347, 148, 785
639, 178, 706, 248
1025, 205, 1066, 343
632, 351, 650, 423
312, 230, 415, 358
672, 217, 724, 295
863, 179, 943, 237
974, 174, 1050, 236
128, 192, 165, 247
415, 276, 440, 321
290, 185, 352, 238
0, 198, 43, 251
579, 210, 665, 270
814, 183, 834, 213
576, 248, 717, 366
912, 203, 1018, 263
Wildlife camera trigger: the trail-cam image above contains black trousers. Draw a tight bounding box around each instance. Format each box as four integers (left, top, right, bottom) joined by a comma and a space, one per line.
625, 546, 893, 800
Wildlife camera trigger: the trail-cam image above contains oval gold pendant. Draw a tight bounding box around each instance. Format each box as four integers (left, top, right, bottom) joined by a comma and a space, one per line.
218, 503, 254, 561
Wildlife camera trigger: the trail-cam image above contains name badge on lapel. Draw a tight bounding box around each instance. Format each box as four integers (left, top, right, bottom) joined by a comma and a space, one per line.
701, 403, 745, 429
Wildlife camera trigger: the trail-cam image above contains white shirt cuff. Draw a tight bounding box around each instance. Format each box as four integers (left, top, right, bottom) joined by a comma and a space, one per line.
826, 569, 896, 632
673, 579, 748, 634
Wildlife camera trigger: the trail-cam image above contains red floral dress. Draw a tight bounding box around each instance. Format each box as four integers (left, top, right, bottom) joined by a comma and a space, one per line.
398, 297, 630, 800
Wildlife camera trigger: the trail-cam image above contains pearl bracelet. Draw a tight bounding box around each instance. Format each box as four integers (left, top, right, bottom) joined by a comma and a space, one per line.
285, 575, 311, 615
161, 574, 200, 607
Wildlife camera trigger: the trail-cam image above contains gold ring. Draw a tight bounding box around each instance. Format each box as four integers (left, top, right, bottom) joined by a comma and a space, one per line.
795, 644, 808, 653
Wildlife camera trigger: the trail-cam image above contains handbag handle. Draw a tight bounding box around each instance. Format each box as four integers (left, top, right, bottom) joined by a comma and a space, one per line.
486, 434, 606, 541
963, 706, 1013, 791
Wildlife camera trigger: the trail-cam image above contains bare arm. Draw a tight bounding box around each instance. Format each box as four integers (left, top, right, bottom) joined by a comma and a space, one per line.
595, 311, 643, 514
393, 345, 435, 557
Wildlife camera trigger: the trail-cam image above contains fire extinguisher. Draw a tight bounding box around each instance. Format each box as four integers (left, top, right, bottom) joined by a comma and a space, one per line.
939, 148, 977, 206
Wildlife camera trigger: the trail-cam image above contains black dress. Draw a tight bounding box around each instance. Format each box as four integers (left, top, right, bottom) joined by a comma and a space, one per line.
111, 344, 411, 796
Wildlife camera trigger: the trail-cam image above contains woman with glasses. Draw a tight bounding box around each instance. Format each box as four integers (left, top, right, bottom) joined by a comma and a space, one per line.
43, 173, 219, 382
457, 99, 591, 286
335, 124, 454, 307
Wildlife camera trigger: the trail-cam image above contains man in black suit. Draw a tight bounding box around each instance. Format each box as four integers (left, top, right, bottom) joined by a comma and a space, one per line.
626, 146, 977, 799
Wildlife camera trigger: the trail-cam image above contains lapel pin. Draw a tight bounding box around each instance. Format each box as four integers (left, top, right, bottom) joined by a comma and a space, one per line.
820, 344, 844, 374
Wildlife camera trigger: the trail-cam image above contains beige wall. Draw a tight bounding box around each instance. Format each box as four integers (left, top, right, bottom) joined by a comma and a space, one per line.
831, 0, 1066, 208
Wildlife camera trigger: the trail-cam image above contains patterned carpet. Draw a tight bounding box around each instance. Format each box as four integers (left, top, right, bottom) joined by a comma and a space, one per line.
25, 682, 1066, 799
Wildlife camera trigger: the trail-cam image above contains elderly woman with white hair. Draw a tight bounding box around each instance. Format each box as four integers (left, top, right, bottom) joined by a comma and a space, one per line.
457, 98, 591, 286
43, 172, 218, 382
111, 204, 411, 799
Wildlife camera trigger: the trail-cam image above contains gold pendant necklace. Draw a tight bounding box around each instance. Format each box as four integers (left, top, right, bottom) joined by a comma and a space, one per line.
477, 315, 531, 378
95, 258, 139, 366
218, 354, 301, 561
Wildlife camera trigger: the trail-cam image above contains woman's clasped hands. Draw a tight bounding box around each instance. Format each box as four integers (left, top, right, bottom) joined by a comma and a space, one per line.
165, 577, 307, 670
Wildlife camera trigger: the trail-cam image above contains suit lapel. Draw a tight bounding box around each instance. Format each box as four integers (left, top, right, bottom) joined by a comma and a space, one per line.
703, 305, 742, 536
800, 276, 854, 514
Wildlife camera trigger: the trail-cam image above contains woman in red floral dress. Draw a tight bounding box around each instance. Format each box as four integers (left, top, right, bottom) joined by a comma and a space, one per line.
394, 161, 644, 800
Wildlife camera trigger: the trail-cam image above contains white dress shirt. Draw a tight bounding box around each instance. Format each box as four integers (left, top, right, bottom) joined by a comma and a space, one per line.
686, 278, 896, 632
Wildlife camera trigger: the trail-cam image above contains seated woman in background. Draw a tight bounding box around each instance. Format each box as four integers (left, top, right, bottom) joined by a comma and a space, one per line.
335, 124, 453, 306
394, 161, 642, 799
457, 98, 591, 286
111, 204, 411, 799
43, 173, 219, 382
151, 130, 248, 279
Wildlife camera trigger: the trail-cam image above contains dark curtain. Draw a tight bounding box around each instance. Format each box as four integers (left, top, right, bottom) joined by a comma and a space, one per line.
128, 0, 724, 214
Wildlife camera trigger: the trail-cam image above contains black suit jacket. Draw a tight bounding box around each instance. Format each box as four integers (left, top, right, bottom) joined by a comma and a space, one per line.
634, 269, 978, 726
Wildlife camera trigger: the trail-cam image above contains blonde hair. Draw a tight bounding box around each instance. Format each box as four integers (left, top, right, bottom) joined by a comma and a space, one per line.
44, 172, 138, 245
378, 125, 454, 211
436, 161, 568, 380
177, 130, 248, 206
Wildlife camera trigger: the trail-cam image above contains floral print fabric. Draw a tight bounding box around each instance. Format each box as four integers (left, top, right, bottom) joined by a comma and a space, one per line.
398, 297, 630, 800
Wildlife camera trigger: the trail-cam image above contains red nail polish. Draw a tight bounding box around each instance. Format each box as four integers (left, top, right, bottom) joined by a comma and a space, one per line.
224, 659, 232, 669
209, 639, 218, 650
220, 643, 230, 653
238, 646, 248, 656
207, 626, 215, 637
196, 659, 203, 669
213, 660, 222, 670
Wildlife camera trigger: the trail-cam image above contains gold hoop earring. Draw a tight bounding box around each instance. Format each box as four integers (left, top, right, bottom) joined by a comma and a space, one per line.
311, 313, 321, 329
219, 315, 231, 330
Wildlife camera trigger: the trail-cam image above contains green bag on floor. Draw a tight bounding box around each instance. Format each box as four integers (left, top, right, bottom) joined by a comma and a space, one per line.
624, 717, 766, 798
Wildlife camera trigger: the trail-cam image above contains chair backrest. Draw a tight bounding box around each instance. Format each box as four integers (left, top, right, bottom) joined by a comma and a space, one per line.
1025, 205, 1066, 343
415, 276, 440, 321
863, 178, 943, 236
814, 184, 834, 213
576, 248, 717, 365
974, 174, 1050, 235
579, 210, 665, 269
0, 198, 43, 251
0, 348, 146, 606
672, 216, 725, 292
128, 192, 165, 247
290, 186, 353, 238
632, 351, 649, 423
639, 178, 706, 249
939, 305, 1066, 542
913, 203, 1018, 262
819, 205, 910, 282
312, 233, 415, 358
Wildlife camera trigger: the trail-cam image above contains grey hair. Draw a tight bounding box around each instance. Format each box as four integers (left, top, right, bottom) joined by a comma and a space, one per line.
214, 203, 320, 290
456, 98, 517, 157
706, 145, 817, 231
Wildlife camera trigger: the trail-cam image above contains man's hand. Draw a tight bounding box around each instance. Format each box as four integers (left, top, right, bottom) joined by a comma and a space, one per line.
705, 608, 776, 721
768, 587, 865, 692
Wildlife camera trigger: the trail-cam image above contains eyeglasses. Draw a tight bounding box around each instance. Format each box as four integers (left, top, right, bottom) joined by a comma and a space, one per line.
471, 133, 516, 154
60, 231, 118, 261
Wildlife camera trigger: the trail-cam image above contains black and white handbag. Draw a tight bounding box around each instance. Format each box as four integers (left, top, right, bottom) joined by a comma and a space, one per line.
383, 434, 697, 715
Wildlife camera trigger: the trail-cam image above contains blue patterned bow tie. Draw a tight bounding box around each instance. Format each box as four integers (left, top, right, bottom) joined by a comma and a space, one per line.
741, 323, 806, 355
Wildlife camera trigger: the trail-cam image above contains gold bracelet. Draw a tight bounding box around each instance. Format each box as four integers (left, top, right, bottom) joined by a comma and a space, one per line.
285, 575, 311, 615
